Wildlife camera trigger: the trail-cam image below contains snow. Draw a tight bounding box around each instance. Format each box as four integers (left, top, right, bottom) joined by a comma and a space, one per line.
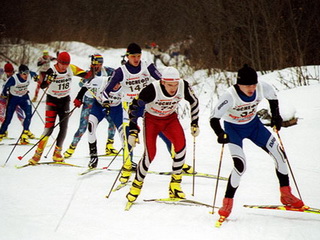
1, 42, 320, 240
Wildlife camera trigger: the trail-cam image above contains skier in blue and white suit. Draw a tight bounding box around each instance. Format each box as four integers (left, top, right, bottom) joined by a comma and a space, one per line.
0, 64, 37, 144
209, 64, 305, 220
74, 76, 124, 169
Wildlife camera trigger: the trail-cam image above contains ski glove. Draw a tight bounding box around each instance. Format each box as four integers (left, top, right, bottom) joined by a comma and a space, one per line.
0, 94, 7, 99
191, 124, 200, 137
33, 75, 40, 82
46, 73, 57, 82
217, 132, 230, 144
73, 98, 82, 108
102, 101, 110, 115
271, 114, 283, 131
128, 130, 139, 148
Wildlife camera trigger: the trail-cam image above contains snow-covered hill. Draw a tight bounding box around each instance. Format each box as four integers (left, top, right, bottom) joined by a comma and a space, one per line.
0, 42, 319, 240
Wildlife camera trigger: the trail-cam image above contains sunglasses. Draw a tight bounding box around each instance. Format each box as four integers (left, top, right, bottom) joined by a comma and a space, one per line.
20, 71, 30, 75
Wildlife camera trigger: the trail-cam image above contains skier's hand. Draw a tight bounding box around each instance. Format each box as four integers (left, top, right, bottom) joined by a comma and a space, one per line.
128, 130, 139, 148
73, 98, 82, 108
217, 132, 229, 144
33, 75, 40, 82
271, 114, 283, 131
0, 94, 7, 99
102, 101, 110, 115
46, 73, 57, 82
191, 124, 200, 137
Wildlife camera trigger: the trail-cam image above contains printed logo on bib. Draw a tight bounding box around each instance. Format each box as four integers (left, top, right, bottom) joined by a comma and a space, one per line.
229, 101, 260, 123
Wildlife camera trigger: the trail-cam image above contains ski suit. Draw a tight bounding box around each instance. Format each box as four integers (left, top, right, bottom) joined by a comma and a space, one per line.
129, 79, 199, 182
70, 66, 116, 147
210, 81, 289, 198
0, 71, 37, 134
103, 61, 173, 153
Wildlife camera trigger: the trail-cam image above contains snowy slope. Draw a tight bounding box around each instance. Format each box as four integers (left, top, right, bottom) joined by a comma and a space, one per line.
0, 42, 320, 240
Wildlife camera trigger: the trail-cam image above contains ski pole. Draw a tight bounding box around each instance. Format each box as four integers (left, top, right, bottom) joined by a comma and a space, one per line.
211, 142, 225, 214
16, 106, 77, 161
191, 135, 196, 196
274, 128, 303, 201
44, 137, 57, 158
105, 146, 134, 198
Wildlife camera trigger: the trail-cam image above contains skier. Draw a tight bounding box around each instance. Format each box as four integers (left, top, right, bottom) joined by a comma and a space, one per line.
74, 76, 124, 168
126, 66, 199, 203
63, 54, 119, 159
103, 43, 194, 184
209, 64, 305, 220
0, 64, 37, 144
32, 50, 56, 102
0, 62, 25, 132
28, 52, 89, 164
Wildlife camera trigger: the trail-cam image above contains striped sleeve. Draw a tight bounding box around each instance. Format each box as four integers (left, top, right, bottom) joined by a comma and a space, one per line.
183, 80, 199, 125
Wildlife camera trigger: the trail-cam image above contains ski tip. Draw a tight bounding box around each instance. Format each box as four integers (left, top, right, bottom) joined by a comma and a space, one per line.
18, 156, 23, 160
215, 216, 226, 228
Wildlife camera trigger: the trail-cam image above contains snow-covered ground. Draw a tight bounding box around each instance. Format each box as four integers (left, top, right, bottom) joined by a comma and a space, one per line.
0, 42, 320, 240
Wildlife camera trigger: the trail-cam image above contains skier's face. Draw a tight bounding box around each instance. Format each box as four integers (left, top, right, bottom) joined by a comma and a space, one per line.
162, 81, 179, 96
238, 84, 257, 97
56, 62, 69, 72
20, 72, 29, 80
127, 54, 141, 67
92, 63, 102, 73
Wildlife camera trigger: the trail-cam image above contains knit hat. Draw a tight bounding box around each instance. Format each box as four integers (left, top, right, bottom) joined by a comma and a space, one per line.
126, 43, 142, 55
18, 64, 29, 74
4, 62, 14, 73
43, 50, 49, 56
161, 67, 181, 82
237, 64, 258, 85
91, 54, 103, 65
57, 52, 71, 65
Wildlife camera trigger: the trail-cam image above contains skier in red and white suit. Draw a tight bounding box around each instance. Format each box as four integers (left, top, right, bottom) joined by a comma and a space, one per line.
126, 66, 200, 203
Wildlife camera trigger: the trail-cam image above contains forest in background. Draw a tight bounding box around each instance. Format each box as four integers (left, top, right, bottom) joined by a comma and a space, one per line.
0, 0, 319, 72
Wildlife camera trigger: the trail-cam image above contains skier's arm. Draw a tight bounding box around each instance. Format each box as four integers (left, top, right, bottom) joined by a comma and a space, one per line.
129, 84, 156, 131
183, 80, 199, 126
1, 77, 15, 97
147, 63, 161, 80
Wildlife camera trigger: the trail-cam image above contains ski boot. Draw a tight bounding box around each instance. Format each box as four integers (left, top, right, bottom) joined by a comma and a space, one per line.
88, 154, 98, 169
20, 130, 30, 145
126, 179, 144, 203
169, 174, 185, 199
64, 144, 76, 158
25, 130, 35, 139
280, 186, 304, 208
0, 133, 5, 142
119, 165, 132, 183
105, 139, 119, 155
218, 197, 234, 218
182, 163, 194, 174
52, 146, 64, 162
88, 141, 98, 168
28, 136, 49, 164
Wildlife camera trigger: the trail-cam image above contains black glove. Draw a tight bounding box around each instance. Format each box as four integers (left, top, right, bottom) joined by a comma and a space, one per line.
33, 75, 40, 82
46, 73, 57, 82
217, 132, 230, 144
271, 114, 283, 131
102, 101, 110, 115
